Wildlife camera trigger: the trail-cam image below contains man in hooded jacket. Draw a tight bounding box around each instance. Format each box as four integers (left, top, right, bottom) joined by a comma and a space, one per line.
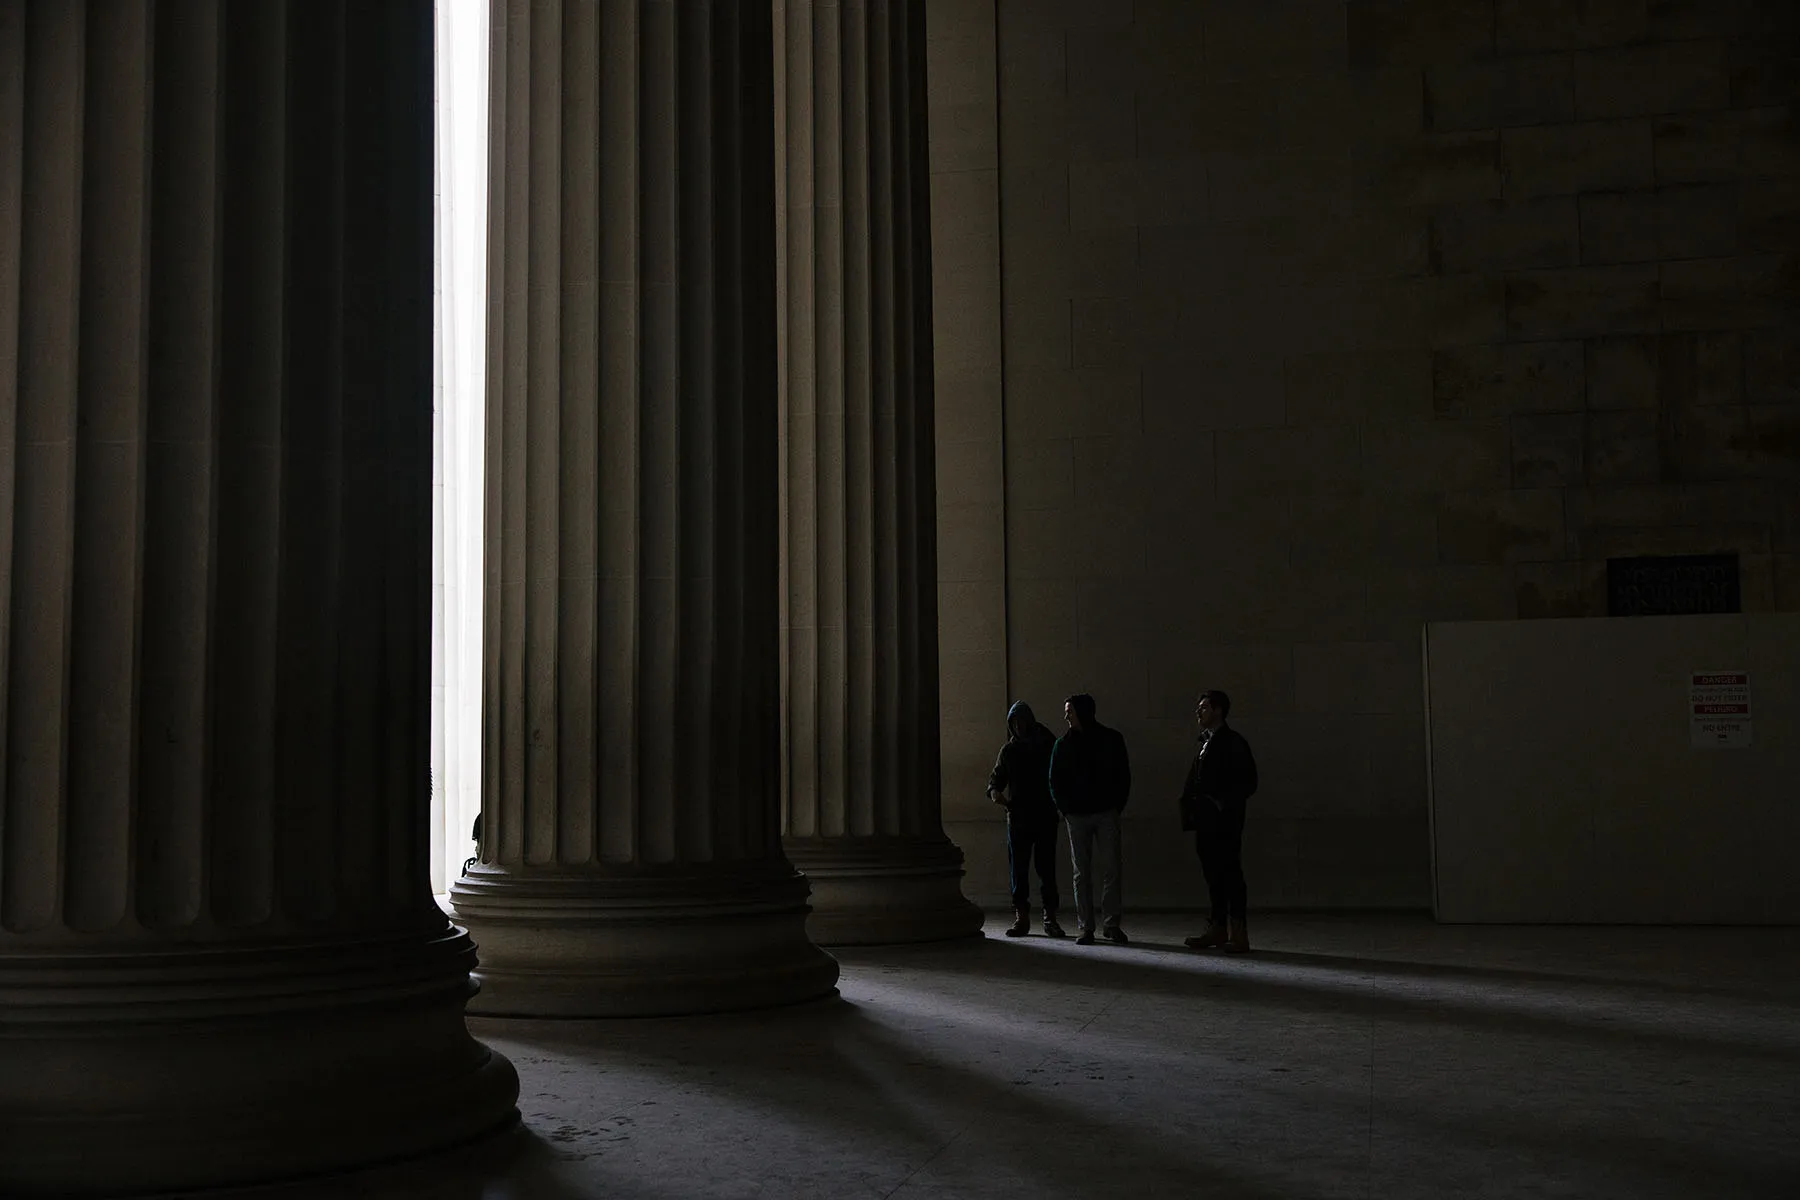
986, 701, 1067, 938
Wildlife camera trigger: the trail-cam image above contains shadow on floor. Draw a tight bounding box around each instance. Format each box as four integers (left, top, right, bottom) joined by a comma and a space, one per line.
871, 933, 1800, 1065
488, 939, 1800, 1199
854, 915, 1800, 1000
212, 1122, 605, 1200
491, 995, 1303, 1200
485, 963, 1800, 1200
1144, 935, 1800, 1002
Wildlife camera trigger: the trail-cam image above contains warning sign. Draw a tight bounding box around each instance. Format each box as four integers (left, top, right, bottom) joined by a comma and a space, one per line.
1690, 671, 1751, 749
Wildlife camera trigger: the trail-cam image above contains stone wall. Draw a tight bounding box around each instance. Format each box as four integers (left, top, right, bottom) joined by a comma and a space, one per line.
929, 0, 1799, 909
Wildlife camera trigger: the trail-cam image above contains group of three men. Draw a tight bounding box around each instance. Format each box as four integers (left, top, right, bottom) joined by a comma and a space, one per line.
985, 691, 1259, 953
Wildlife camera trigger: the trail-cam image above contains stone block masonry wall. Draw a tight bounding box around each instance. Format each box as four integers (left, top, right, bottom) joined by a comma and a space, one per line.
929, 0, 1800, 909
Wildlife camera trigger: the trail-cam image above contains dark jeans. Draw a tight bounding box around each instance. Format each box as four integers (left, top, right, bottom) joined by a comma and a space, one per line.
1007, 815, 1061, 918
1195, 807, 1246, 925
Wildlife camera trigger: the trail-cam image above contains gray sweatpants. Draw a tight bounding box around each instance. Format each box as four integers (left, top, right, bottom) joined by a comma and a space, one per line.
1065, 809, 1123, 933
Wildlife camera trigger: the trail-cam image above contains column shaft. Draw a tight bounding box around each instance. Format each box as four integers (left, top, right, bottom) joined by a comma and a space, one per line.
778, 0, 981, 943
0, 4, 518, 1194
450, 0, 839, 1017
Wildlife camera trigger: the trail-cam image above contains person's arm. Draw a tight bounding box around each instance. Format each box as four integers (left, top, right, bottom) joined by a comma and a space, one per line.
1178, 753, 1201, 805
986, 744, 1010, 802
1178, 753, 1204, 828
1217, 735, 1253, 807
1048, 738, 1067, 808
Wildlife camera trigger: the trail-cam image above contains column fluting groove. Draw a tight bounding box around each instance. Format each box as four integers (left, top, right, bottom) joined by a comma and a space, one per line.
451, 0, 839, 1018
0, 4, 519, 1193
777, 0, 981, 944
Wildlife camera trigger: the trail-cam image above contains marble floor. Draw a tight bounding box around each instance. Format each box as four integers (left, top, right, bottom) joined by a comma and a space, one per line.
245, 912, 1800, 1200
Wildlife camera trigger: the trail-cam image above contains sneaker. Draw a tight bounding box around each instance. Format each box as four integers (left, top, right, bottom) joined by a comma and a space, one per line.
1075, 931, 1095, 946
1101, 926, 1130, 945
1043, 918, 1067, 939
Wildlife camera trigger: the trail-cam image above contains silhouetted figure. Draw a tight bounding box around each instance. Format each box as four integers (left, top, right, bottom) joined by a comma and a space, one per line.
1180, 690, 1258, 953
1049, 693, 1131, 946
987, 701, 1066, 938
464, 812, 482, 877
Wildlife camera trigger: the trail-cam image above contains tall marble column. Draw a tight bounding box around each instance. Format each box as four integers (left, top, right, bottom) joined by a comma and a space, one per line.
0, 3, 518, 1194
776, 0, 981, 944
449, 0, 840, 1017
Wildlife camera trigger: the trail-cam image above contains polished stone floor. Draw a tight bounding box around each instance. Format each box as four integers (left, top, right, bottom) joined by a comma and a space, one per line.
250, 912, 1800, 1200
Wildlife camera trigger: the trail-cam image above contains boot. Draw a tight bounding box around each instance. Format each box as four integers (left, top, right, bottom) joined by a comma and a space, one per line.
1005, 909, 1031, 937
1183, 921, 1226, 950
1043, 913, 1067, 938
1224, 915, 1251, 954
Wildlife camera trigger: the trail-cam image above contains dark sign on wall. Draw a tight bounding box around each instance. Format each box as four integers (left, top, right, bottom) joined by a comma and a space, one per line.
1607, 554, 1741, 617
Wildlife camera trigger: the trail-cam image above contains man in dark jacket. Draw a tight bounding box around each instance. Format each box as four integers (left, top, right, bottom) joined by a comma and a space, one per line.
986, 701, 1066, 938
1048, 693, 1131, 946
1180, 690, 1259, 953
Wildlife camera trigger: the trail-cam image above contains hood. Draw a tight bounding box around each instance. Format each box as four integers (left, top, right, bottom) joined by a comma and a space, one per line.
1006, 701, 1036, 740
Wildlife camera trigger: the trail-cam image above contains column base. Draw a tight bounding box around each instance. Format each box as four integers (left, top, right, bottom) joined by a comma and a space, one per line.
450, 861, 841, 1017
0, 921, 520, 1198
784, 834, 985, 946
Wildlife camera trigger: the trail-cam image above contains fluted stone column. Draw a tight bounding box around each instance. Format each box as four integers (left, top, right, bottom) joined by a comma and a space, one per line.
0, 4, 519, 1194
449, 0, 840, 1017
776, 0, 981, 944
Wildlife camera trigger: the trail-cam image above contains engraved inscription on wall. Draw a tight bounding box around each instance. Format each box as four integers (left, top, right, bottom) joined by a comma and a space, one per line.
1607, 555, 1741, 618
